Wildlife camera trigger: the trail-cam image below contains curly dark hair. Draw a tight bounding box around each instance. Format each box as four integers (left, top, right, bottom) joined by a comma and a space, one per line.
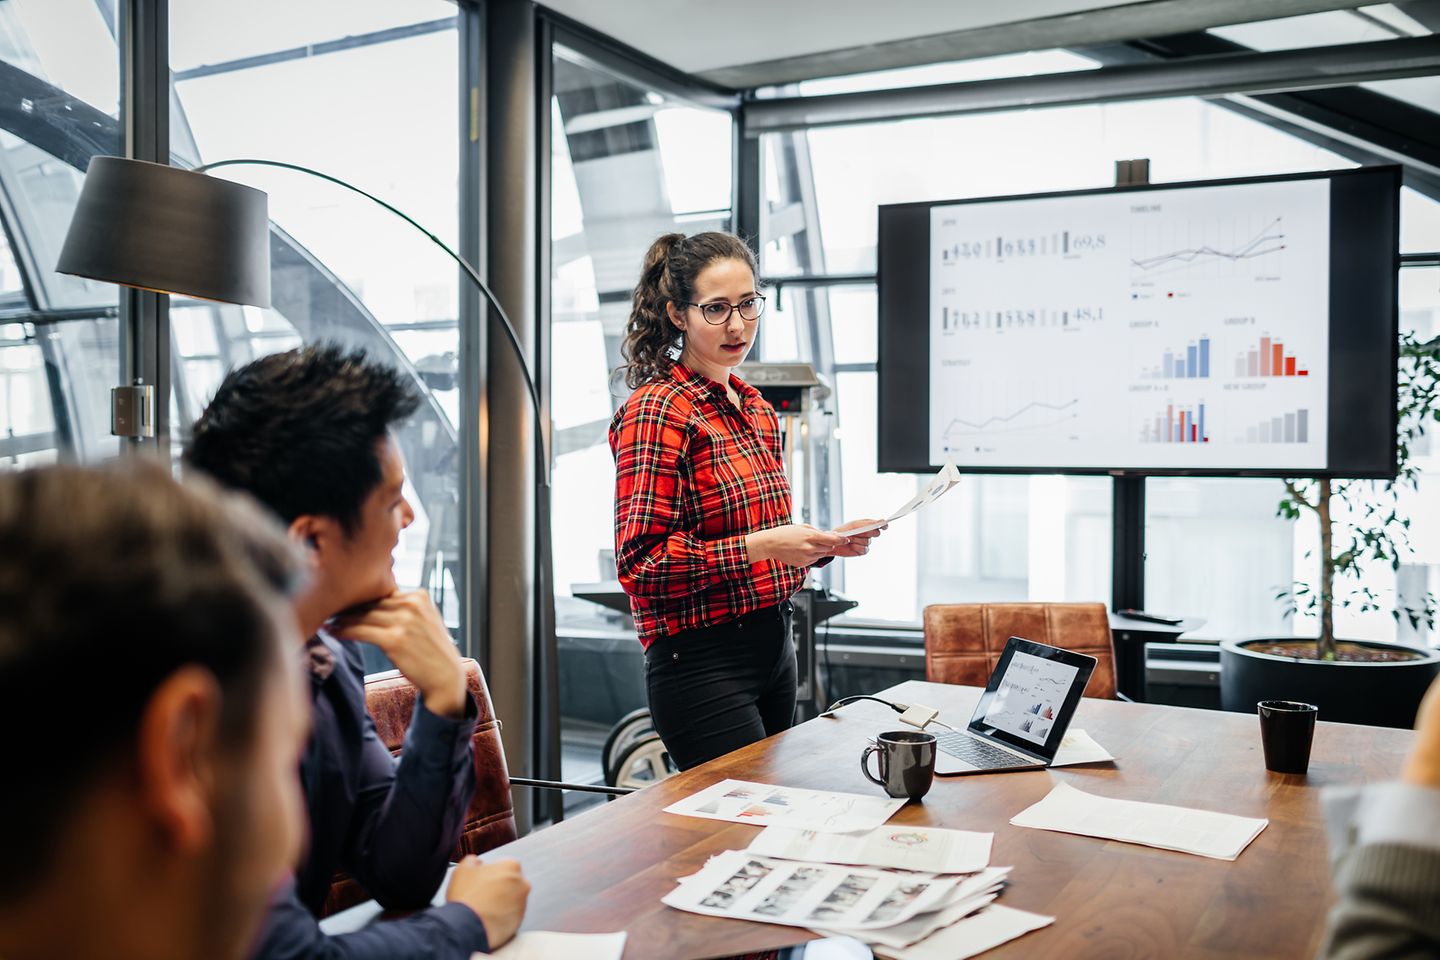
185, 342, 421, 534
620, 231, 759, 389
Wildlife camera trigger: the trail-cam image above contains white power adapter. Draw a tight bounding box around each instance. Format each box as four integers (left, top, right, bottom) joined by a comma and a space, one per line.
898, 703, 940, 730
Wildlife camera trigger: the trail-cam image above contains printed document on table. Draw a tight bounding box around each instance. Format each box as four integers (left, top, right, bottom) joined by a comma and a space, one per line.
664, 779, 905, 833
747, 825, 992, 874
1010, 781, 1267, 860
483, 932, 626, 960
871, 904, 1055, 960
834, 460, 961, 536
664, 850, 957, 931
814, 868, 1012, 950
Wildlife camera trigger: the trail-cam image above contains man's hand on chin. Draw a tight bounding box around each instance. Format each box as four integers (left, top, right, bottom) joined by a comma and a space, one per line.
330, 591, 469, 719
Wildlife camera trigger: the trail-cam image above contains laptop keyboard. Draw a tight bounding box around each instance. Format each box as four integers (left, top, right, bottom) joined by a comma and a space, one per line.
935, 731, 1037, 769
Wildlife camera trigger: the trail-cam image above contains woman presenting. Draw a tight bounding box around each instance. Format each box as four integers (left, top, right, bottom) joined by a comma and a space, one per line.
609, 231, 883, 770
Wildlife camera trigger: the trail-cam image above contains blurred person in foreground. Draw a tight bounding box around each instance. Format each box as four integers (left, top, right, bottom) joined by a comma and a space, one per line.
0, 459, 309, 960
1322, 672, 1440, 958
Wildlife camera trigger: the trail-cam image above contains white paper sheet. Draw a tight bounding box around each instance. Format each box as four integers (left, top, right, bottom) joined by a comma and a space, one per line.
1010, 781, 1267, 860
747, 825, 993, 875
1050, 729, 1115, 767
872, 904, 1055, 960
662, 851, 958, 931
664, 779, 906, 833
934, 729, 1114, 775
483, 932, 627, 960
833, 460, 961, 536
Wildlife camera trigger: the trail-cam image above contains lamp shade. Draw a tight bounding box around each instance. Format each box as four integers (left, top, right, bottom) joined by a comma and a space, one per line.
57, 156, 271, 308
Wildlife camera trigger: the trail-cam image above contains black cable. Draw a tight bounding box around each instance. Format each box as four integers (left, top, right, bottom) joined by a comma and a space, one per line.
818, 693, 959, 732
818, 694, 907, 717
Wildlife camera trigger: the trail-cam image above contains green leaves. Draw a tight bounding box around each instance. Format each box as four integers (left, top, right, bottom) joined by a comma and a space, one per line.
1276, 330, 1439, 654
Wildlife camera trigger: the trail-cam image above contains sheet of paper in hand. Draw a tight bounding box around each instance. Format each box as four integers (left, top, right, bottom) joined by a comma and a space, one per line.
835, 460, 961, 536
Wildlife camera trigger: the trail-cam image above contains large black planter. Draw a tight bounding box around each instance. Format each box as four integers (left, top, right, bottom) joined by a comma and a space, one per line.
1221, 639, 1440, 729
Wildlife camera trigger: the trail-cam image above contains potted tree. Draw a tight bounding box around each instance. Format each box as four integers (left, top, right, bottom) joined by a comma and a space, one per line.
1220, 331, 1440, 728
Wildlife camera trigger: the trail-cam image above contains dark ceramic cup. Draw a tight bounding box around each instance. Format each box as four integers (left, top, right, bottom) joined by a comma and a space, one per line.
1258, 700, 1318, 774
860, 730, 937, 800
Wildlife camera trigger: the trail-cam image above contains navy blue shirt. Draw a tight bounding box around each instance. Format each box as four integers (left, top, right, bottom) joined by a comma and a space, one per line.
252, 633, 489, 959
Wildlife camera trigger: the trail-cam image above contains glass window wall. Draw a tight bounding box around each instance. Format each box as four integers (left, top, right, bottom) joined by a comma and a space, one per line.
549, 41, 734, 794
169, 2, 465, 654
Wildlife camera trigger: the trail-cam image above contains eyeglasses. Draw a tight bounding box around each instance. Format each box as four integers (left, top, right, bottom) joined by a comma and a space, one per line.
678, 294, 767, 325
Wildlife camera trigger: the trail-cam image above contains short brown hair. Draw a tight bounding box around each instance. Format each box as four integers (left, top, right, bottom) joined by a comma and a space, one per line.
0, 459, 304, 898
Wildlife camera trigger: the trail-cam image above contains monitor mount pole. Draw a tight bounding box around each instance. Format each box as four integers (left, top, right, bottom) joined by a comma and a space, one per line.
1111, 159, 1149, 616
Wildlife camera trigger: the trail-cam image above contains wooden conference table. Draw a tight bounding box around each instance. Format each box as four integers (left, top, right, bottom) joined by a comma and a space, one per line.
493, 681, 1413, 959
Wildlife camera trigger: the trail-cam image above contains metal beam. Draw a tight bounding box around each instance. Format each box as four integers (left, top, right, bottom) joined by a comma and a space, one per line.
703, 0, 1391, 89
459, 0, 488, 677
542, 8, 740, 110
119, 0, 170, 453
1090, 32, 1440, 197
0, 429, 57, 459
173, 18, 457, 82
743, 35, 1440, 135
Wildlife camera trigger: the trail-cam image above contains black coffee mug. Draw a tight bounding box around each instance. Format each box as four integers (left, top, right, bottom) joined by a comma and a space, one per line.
1258, 700, 1318, 774
861, 730, 937, 800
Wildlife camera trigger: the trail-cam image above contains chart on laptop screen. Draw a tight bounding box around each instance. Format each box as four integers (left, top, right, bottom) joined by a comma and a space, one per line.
982, 652, 1080, 745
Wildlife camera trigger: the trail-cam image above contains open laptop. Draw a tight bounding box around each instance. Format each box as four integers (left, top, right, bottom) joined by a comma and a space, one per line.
933, 637, 1096, 775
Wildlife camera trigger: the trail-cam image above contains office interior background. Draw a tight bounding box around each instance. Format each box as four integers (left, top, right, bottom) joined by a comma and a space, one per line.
1, 0, 1438, 825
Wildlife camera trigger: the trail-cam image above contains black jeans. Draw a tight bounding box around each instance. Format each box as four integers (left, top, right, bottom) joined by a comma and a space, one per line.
644, 601, 797, 771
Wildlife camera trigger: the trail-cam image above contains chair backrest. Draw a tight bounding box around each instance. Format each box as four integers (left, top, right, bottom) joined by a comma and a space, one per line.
324, 658, 517, 915
923, 602, 1118, 700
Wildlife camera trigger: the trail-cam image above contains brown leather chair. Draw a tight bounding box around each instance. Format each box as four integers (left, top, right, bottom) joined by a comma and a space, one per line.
923, 602, 1119, 700
323, 658, 518, 915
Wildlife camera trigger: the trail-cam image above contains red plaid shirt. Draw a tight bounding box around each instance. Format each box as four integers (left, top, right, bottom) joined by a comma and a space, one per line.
610, 362, 804, 648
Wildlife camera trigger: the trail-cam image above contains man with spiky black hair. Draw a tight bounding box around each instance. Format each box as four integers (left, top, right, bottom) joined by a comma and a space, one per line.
188, 343, 528, 959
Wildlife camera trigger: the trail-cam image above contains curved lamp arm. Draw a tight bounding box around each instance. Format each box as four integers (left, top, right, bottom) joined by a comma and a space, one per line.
193, 157, 550, 484
190, 158, 565, 824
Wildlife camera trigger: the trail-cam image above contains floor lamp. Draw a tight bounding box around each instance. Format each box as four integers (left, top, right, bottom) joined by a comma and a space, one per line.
56, 154, 570, 817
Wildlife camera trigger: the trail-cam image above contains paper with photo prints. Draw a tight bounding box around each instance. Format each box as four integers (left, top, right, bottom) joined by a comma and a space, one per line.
813, 867, 1012, 950
663, 779, 905, 833
663, 850, 958, 931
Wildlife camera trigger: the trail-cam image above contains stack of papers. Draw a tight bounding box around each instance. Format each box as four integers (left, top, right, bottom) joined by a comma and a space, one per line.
1009, 781, 1268, 860
664, 850, 962, 930
661, 782, 1052, 959
663, 848, 1052, 958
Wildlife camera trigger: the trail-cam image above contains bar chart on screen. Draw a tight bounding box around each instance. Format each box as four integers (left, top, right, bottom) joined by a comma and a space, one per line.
1139, 401, 1210, 444
1237, 409, 1312, 444
1139, 336, 1212, 379
1234, 336, 1309, 378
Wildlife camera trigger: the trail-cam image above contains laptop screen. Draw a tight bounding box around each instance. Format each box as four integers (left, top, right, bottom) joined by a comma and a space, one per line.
967, 637, 1097, 760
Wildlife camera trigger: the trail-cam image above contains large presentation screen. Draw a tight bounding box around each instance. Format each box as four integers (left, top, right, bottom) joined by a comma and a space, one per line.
877, 167, 1400, 477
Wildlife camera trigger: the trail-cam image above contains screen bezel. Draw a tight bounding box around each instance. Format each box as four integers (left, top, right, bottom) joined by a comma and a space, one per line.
966, 637, 1097, 761
876, 165, 1402, 478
